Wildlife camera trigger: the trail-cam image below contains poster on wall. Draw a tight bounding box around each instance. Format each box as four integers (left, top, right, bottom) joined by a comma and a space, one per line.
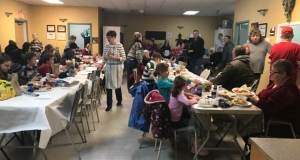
46, 33, 55, 40
57, 33, 66, 41
167, 32, 172, 39
270, 27, 275, 36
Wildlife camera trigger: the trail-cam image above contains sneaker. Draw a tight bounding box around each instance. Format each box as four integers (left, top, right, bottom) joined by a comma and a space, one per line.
190, 142, 209, 156
105, 105, 112, 112
116, 102, 122, 106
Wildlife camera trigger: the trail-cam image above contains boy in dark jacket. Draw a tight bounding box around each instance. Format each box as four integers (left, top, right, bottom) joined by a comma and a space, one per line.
62, 42, 78, 60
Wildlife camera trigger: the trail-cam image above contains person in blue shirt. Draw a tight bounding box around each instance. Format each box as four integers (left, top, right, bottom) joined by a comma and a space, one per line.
153, 63, 197, 102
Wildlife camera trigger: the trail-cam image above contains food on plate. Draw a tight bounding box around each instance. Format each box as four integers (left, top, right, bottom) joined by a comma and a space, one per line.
232, 88, 251, 94
231, 99, 249, 106
175, 65, 186, 73
45, 84, 52, 90
218, 91, 236, 100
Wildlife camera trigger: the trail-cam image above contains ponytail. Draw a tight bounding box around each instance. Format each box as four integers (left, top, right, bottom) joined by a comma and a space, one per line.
171, 76, 186, 98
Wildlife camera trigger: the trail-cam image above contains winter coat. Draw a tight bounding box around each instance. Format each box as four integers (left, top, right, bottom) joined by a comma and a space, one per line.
128, 81, 151, 132
5, 44, 26, 65
142, 90, 173, 140
211, 55, 254, 90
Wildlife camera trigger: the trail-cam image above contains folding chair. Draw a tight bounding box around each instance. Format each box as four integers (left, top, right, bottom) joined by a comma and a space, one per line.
199, 69, 211, 80
265, 118, 297, 138
58, 85, 85, 160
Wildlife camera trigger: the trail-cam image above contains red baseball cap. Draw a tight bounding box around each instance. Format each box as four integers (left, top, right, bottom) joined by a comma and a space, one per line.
281, 26, 293, 34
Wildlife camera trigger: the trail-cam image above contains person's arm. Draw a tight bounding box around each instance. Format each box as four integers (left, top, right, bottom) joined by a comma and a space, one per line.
256, 87, 296, 113
160, 78, 174, 89
178, 93, 197, 106
211, 63, 234, 85
296, 46, 300, 66
108, 44, 126, 62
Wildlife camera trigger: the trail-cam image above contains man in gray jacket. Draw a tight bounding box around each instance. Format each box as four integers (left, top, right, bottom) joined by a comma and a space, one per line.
217, 35, 234, 71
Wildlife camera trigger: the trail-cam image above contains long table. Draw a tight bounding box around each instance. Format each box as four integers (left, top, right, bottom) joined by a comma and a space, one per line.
0, 75, 91, 149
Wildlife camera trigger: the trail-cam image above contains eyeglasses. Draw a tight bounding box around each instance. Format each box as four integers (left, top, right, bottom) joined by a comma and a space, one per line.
270, 70, 280, 75
106, 36, 112, 39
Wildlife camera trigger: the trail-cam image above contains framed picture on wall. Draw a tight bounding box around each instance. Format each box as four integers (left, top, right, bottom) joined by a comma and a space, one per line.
259, 23, 268, 37
47, 25, 55, 32
46, 32, 55, 40
57, 25, 66, 32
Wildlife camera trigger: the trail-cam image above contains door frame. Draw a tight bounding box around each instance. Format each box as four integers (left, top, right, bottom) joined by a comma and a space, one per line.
234, 20, 249, 46
276, 21, 300, 43
14, 18, 29, 42
68, 22, 92, 46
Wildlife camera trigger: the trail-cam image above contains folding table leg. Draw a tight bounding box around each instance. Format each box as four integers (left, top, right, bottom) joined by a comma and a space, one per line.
232, 117, 246, 160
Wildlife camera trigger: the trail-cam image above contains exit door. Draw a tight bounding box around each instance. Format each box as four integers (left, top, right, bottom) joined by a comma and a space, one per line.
15, 20, 28, 48
234, 21, 249, 46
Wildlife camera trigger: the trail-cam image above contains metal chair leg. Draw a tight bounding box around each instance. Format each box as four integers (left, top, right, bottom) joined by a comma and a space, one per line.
83, 107, 90, 133
89, 105, 96, 130
156, 140, 162, 160
78, 110, 87, 143
73, 122, 85, 143
154, 138, 158, 151
174, 131, 177, 160
64, 128, 81, 160
265, 120, 271, 137
139, 132, 146, 149
93, 100, 100, 123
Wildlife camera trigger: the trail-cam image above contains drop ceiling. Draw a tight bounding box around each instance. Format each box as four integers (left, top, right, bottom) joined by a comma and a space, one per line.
16, 0, 235, 16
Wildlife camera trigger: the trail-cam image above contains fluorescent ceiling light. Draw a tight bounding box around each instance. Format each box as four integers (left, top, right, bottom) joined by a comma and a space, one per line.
183, 11, 199, 15
43, 0, 64, 4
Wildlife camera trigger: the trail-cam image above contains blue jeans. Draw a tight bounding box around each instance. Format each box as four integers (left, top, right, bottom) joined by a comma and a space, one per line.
126, 58, 138, 91
189, 57, 202, 74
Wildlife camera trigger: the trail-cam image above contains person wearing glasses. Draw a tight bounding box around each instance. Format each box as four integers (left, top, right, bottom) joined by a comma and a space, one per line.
102, 30, 126, 111
243, 59, 300, 159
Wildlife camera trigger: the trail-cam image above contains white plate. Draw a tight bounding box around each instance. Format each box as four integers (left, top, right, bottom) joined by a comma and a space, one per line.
232, 88, 254, 96
34, 88, 53, 92
231, 99, 252, 107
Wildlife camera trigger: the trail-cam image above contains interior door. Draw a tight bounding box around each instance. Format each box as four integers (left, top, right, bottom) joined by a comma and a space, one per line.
15, 22, 24, 48
234, 22, 249, 46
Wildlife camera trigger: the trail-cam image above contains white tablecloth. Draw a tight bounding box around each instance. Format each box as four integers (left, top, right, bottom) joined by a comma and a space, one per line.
0, 74, 92, 149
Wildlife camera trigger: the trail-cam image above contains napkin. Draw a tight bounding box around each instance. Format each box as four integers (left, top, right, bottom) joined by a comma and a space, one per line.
34, 95, 51, 100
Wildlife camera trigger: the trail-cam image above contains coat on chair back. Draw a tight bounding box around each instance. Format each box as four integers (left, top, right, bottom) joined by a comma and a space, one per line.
142, 90, 173, 140
128, 81, 151, 132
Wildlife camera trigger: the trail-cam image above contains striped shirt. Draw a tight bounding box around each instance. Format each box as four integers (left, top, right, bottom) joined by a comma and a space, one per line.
127, 42, 144, 63
30, 40, 43, 52
142, 60, 156, 81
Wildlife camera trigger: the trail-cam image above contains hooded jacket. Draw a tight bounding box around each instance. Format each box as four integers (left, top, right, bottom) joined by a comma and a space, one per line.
142, 90, 173, 139
128, 81, 151, 132
63, 48, 74, 60
211, 55, 254, 90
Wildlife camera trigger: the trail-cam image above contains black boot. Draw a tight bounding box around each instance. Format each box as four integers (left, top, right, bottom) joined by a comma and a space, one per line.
117, 102, 122, 106
105, 105, 112, 112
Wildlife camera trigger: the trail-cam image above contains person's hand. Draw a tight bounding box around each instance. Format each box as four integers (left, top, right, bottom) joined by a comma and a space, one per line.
32, 76, 41, 81
249, 95, 259, 103
188, 50, 193, 53
215, 66, 219, 71
190, 98, 198, 104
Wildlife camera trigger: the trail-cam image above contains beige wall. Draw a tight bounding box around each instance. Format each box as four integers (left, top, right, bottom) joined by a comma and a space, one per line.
0, 0, 32, 49
102, 13, 233, 52
30, 5, 99, 54
234, 0, 300, 93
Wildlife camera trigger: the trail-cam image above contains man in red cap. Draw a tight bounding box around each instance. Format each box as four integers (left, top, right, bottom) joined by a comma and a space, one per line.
269, 26, 300, 83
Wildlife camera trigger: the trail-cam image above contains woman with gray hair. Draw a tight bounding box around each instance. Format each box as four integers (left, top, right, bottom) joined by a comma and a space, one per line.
243, 59, 300, 158
250, 59, 300, 138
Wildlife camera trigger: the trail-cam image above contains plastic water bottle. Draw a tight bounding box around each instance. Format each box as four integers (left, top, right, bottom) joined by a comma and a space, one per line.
211, 85, 217, 99
27, 79, 33, 92
197, 84, 202, 97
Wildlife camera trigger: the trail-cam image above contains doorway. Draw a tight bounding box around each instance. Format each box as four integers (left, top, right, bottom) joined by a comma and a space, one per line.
234, 21, 249, 46
14, 19, 28, 48
68, 23, 92, 50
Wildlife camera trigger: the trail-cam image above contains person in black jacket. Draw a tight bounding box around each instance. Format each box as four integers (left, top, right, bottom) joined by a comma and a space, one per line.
4, 40, 26, 66
160, 40, 172, 59
62, 42, 78, 60
187, 30, 205, 74
38, 44, 54, 66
